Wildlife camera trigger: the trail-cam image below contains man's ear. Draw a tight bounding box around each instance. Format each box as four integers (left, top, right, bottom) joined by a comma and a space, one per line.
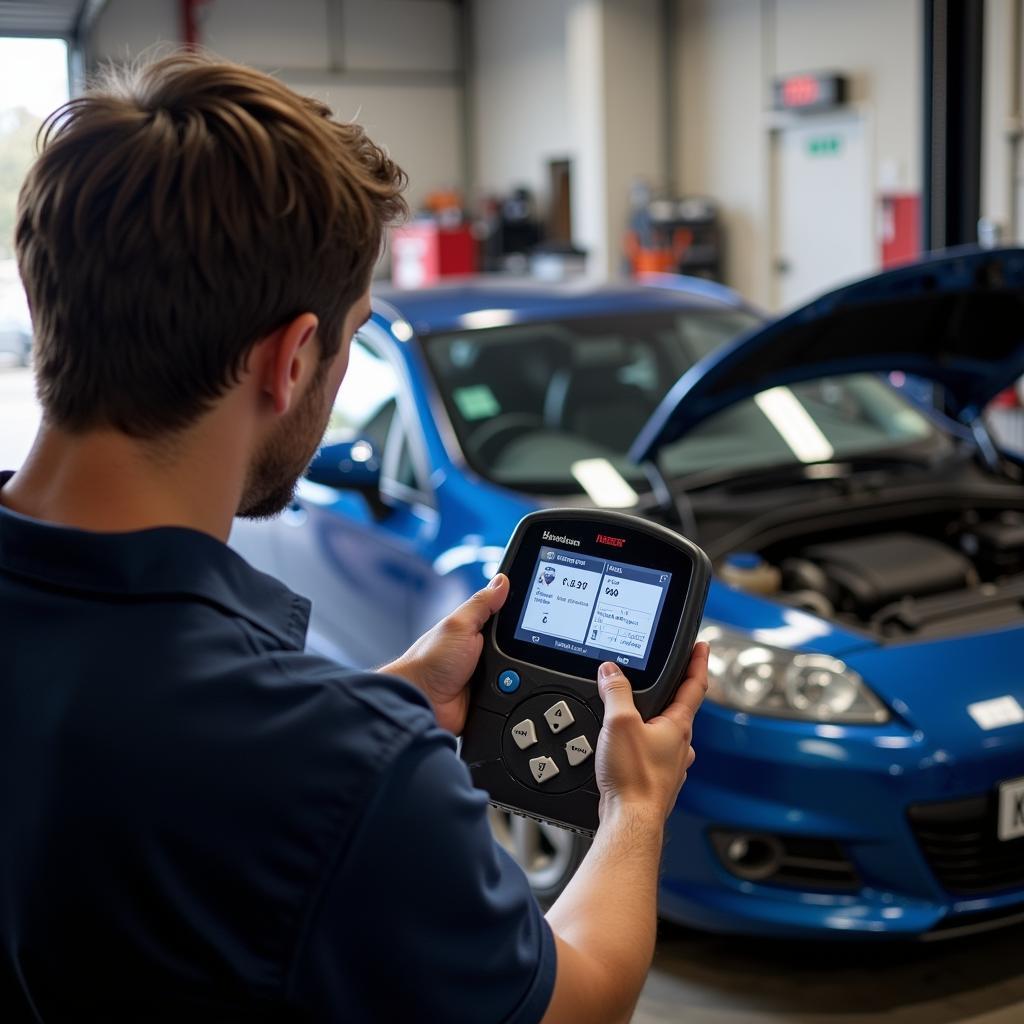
258, 313, 320, 416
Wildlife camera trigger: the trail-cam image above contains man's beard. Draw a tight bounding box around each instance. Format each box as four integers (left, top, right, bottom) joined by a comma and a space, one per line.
237, 363, 332, 520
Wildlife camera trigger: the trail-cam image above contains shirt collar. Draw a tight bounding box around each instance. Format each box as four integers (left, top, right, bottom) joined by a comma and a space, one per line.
0, 470, 311, 650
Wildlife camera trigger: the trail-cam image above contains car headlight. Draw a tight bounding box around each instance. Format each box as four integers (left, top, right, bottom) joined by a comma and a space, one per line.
699, 624, 889, 723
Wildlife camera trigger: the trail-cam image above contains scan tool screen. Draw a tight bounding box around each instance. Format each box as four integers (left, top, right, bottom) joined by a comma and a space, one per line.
512, 545, 671, 672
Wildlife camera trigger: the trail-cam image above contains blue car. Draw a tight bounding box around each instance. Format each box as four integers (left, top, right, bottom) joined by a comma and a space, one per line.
231, 248, 1024, 939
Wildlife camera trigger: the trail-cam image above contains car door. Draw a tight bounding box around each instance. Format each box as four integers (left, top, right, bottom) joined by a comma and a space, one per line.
273, 325, 438, 668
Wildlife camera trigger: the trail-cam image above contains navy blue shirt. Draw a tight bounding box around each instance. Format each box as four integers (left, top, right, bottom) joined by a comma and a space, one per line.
0, 472, 555, 1022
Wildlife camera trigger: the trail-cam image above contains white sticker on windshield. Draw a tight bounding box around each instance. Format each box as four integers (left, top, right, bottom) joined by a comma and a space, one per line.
967, 696, 1024, 731
453, 385, 501, 421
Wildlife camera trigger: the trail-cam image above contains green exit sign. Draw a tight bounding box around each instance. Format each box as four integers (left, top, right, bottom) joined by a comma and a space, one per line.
808, 136, 842, 156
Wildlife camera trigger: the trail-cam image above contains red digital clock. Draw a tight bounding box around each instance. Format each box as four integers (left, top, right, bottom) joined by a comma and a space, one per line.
773, 72, 847, 113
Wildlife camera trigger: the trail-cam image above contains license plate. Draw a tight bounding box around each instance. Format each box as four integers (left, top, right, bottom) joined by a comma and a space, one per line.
998, 777, 1024, 841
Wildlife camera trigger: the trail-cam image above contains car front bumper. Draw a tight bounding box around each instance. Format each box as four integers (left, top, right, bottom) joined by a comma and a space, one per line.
659, 702, 1024, 938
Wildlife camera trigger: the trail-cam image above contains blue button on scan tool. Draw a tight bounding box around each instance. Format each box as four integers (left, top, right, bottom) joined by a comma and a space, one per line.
497, 670, 521, 694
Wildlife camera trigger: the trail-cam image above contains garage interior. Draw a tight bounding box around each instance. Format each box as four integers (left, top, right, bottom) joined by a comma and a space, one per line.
1, 1, 1024, 1022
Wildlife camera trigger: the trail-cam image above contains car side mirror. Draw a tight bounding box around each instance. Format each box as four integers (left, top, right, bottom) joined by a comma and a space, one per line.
305, 440, 386, 515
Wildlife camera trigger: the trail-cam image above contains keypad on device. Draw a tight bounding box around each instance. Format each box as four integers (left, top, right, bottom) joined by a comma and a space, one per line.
501, 691, 599, 792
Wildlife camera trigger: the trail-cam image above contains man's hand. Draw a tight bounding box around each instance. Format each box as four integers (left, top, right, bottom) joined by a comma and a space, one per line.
594, 641, 710, 822
381, 574, 509, 735
541, 643, 710, 1024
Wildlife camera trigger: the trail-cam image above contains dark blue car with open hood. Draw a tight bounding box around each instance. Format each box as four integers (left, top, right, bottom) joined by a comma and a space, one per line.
232, 247, 1024, 938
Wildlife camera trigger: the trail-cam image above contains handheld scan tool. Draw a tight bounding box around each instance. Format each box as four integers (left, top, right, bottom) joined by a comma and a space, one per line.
460, 509, 711, 835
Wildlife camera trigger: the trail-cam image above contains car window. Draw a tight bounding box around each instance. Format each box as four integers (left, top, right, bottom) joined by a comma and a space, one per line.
393, 432, 418, 491
423, 309, 758, 492
657, 374, 942, 478
328, 331, 432, 500
327, 334, 400, 451
423, 311, 948, 494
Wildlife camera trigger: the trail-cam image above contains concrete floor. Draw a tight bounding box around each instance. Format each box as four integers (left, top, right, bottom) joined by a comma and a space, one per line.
4, 365, 1024, 1023
634, 920, 1024, 1023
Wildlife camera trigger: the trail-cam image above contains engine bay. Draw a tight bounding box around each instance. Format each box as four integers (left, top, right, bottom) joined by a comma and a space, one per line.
672, 449, 1024, 642
713, 510, 1024, 639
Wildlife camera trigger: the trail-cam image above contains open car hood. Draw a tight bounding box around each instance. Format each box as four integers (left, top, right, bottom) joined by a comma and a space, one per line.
630, 247, 1024, 463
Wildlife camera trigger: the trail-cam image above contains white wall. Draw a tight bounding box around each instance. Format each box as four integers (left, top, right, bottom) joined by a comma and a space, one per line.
675, 0, 769, 304
564, 0, 605, 268
88, 0, 180, 58
339, 0, 458, 73
285, 74, 461, 216
981, 0, 1024, 244
773, 0, 921, 194
471, 0, 571, 206
473, 0, 664, 276
674, 0, 922, 308
86, 0, 1017, 297
87, 0, 463, 213
601, 0, 666, 275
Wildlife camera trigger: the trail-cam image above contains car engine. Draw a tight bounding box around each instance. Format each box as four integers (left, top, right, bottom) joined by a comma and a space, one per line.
719, 513, 1024, 639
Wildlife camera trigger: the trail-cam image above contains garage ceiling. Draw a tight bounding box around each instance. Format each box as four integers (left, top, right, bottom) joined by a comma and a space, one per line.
0, 0, 106, 37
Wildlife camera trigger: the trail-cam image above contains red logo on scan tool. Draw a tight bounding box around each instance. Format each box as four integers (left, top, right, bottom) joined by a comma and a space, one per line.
595, 534, 626, 548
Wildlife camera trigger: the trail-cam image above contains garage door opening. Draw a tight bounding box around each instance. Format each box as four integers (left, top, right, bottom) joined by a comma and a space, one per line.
0, 35, 68, 462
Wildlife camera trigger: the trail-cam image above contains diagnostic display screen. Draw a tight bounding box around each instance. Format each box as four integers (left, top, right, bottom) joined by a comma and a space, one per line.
512, 545, 671, 672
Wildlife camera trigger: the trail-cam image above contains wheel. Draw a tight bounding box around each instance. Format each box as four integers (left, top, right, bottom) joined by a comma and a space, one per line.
488, 806, 590, 904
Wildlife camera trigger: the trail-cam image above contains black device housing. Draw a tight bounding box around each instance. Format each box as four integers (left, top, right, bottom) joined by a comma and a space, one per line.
460, 509, 711, 834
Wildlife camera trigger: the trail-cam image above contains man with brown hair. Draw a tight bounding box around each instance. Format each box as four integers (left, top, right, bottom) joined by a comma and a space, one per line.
0, 52, 707, 1022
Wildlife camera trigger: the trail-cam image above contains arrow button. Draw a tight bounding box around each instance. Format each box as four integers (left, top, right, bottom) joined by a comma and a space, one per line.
529, 755, 560, 785
511, 719, 538, 750
544, 700, 574, 734
565, 735, 593, 767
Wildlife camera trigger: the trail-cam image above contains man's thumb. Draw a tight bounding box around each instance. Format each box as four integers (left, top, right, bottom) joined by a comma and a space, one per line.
461, 572, 509, 630
597, 662, 637, 716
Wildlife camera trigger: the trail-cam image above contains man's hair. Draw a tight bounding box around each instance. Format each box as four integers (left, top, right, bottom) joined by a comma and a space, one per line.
15, 51, 407, 437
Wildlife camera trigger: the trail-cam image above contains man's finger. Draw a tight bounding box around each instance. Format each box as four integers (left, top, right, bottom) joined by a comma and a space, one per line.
453, 573, 509, 632
658, 642, 710, 727
597, 662, 639, 721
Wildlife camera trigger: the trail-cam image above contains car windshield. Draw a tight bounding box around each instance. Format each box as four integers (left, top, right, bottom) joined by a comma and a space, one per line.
423, 310, 946, 494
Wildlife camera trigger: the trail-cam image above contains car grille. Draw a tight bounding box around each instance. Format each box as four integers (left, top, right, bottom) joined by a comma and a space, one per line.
770, 835, 860, 890
908, 792, 1024, 895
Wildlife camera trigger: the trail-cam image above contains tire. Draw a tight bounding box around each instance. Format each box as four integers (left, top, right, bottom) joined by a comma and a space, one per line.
488, 806, 591, 904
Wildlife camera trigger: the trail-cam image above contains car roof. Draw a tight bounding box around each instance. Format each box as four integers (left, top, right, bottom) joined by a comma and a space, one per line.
372, 275, 750, 336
